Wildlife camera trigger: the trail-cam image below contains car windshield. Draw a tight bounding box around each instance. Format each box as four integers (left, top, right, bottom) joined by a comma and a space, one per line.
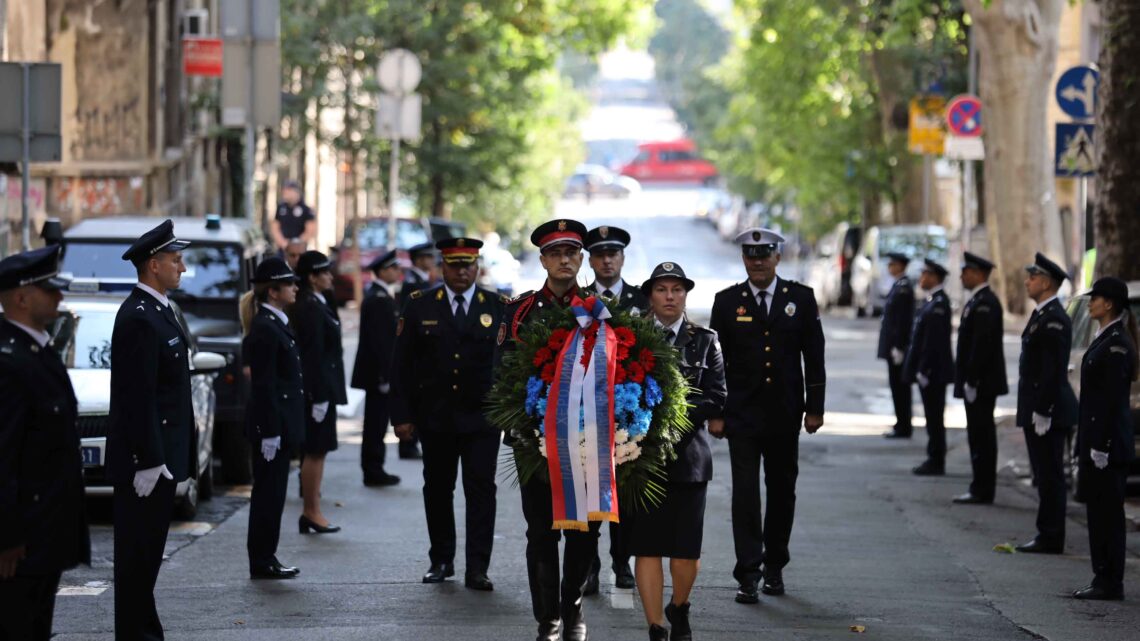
879, 232, 948, 259
346, 220, 430, 250
52, 307, 117, 370
61, 243, 243, 298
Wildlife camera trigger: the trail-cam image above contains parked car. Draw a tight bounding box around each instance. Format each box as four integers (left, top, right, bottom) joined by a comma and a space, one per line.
810, 223, 863, 308
619, 139, 718, 184
61, 215, 267, 484
563, 164, 642, 199
716, 194, 747, 241
329, 216, 432, 304
50, 291, 226, 519
849, 225, 949, 317
476, 233, 521, 296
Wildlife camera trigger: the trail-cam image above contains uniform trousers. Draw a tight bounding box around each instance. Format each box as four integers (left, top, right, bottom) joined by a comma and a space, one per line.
0, 572, 61, 641
964, 393, 998, 500
247, 445, 292, 569
361, 391, 390, 477
887, 362, 912, 434
589, 523, 628, 577
920, 384, 947, 464
1023, 425, 1068, 546
419, 428, 499, 573
1082, 461, 1128, 591
728, 427, 799, 582
519, 476, 601, 623
113, 475, 176, 641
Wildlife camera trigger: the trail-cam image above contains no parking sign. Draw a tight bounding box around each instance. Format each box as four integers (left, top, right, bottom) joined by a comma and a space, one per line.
945, 95, 982, 137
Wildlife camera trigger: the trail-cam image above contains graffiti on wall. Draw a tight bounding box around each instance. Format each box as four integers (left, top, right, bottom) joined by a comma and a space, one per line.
51, 177, 145, 217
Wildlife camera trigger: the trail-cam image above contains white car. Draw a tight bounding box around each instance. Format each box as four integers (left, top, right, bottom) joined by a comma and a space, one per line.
53, 290, 226, 519
563, 164, 642, 199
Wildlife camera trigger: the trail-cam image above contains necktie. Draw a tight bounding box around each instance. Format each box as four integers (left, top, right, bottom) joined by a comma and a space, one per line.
757, 291, 769, 323
665, 328, 676, 344
454, 294, 467, 323
603, 289, 614, 299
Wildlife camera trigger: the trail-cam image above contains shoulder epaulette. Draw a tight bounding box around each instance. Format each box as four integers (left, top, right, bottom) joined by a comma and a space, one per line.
409, 289, 424, 300
506, 290, 537, 305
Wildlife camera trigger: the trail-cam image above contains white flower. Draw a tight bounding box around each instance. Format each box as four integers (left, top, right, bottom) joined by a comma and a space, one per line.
538, 441, 548, 458
628, 443, 642, 461
615, 429, 629, 445
534, 429, 542, 438
632, 433, 646, 443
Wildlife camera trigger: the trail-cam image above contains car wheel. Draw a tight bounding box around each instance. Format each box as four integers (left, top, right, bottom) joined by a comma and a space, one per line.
198, 461, 214, 501
175, 478, 199, 521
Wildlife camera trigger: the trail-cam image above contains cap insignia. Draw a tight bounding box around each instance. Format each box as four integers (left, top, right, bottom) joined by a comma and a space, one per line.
557, 220, 567, 231
599, 226, 609, 238
752, 231, 761, 242
457, 238, 466, 247
662, 262, 674, 272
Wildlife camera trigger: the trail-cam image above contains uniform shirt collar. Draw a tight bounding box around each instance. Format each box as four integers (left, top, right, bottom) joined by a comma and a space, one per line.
445, 283, 478, 308
410, 266, 431, 281
596, 279, 623, 298
541, 282, 578, 307
375, 279, 396, 299
136, 282, 170, 307
260, 303, 289, 326
1095, 316, 1123, 339
1036, 294, 1059, 311
927, 285, 945, 296
6, 319, 50, 348
654, 315, 685, 343
968, 282, 990, 299
747, 278, 778, 300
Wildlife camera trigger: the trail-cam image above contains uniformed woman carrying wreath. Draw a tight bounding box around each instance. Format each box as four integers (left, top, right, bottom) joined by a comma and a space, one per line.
290, 251, 347, 534
1073, 277, 1137, 601
625, 262, 727, 641
242, 257, 304, 578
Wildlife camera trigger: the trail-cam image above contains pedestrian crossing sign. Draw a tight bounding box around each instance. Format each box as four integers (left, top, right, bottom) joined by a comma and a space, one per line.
1055, 123, 1095, 178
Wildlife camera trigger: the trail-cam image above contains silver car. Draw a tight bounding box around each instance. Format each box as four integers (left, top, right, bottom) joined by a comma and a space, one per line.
563, 164, 642, 199
850, 224, 948, 317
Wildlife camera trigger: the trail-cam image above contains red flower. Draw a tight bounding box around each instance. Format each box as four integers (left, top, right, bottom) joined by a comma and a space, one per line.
548, 328, 570, 350
583, 295, 598, 310
540, 362, 556, 384
533, 347, 553, 367
616, 345, 631, 362
614, 327, 635, 347
615, 364, 628, 383
627, 362, 646, 383
638, 348, 656, 372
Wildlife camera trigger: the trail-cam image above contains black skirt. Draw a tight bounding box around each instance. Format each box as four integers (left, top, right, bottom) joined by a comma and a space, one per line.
622, 481, 707, 560
302, 401, 339, 455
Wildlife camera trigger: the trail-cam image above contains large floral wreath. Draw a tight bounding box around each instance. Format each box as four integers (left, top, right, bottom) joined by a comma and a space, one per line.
488, 295, 691, 524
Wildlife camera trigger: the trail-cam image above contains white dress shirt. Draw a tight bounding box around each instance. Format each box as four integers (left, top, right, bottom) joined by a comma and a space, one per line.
446, 283, 478, 315
7, 319, 50, 348
260, 303, 290, 326
136, 282, 170, 307
654, 315, 685, 345
747, 279, 778, 313
597, 279, 623, 299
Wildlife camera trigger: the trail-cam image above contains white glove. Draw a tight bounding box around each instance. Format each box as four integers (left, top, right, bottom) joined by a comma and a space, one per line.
890, 348, 904, 366
378, 383, 390, 394
133, 464, 173, 498
1090, 449, 1110, 470
964, 384, 977, 404
1032, 412, 1051, 436
261, 436, 281, 462
916, 373, 929, 389
311, 401, 329, 423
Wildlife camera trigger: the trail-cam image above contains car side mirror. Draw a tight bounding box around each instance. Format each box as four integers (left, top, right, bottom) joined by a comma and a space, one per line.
192, 351, 227, 373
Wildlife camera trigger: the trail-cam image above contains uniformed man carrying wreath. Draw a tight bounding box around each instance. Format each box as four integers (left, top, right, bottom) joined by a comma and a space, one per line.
905, 259, 954, 476
1015, 253, 1078, 554
107, 219, 195, 641
709, 228, 825, 604
391, 237, 505, 592
242, 257, 304, 580
878, 252, 915, 439
952, 252, 1008, 504
495, 218, 596, 641
0, 245, 90, 641
351, 249, 403, 487
580, 224, 645, 593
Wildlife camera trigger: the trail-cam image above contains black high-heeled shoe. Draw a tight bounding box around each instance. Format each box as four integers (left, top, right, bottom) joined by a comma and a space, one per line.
298, 515, 341, 534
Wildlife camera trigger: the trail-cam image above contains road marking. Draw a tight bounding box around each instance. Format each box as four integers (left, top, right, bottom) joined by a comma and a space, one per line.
57, 580, 109, 596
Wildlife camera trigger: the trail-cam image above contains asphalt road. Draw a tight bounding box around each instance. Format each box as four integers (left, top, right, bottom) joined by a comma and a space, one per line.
51, 208, 1140, 638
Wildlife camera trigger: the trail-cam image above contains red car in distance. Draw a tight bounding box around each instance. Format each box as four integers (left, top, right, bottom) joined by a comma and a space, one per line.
619, 139, 719, 184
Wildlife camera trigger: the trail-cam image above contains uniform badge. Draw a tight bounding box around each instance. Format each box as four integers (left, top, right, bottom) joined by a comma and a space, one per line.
436, 289, 444, 300
599, 226, 609, 238
457, 238, 466, 247
397, 318, 405, 336
663, 262, 674, 271
736, 306, 747, 316
631, 307, 641, 317
480, 313, 493, 328
1029, 323, 1038, 334
557, 220, 567, 231
496, 323, 507, 345
477, 292, 485, 303
785, 302, 797, 317
752, 231, 761, 242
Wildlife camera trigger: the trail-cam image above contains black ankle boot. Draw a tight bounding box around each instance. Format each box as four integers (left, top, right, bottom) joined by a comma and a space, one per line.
649, 623, 669, 641
665, 602, 691, 641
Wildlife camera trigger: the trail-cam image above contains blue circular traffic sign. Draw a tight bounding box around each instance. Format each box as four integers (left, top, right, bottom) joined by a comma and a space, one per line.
945, 95, 982, 137
1055, 65, 1099, 120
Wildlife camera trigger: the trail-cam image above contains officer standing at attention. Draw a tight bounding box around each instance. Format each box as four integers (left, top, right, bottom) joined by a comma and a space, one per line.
0, 246, 89, 641
878, 252, 915, 439
401, 241, 440, 303
1073, 277, 1137, 601
905, 259, 954, 476
390, 238, 505, 592
709, 228, 825, 604
107, 219, 195, 641
1015, 253, 1078, 554
580, 224, 645, 593
351, 249, 403, 487
242, 258, 304, 580
952, 253, 1008, 504
495, 219, 596, 641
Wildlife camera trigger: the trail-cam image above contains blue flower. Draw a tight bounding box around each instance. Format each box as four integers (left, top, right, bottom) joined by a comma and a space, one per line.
629, 407, 653, 437
525, 376, 548, 417
644, 376, 662, 408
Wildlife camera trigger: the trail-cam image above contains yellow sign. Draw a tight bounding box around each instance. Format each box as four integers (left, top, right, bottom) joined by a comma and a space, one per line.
908, 96, 946, 155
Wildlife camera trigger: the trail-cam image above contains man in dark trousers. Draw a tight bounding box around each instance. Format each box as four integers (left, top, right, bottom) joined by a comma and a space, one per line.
952, 252, 1008, 504
580, 224, 646, 593
905, 259, 954, 476
107, 219, 195, 640
270, 181, 316, 253
391, 238, 505, 592
1015, 253, 1078, 554
709, 227, 825, 604
878, 252, 915, 439
351, 249, 403, 487
0, 246, 90, 641
495, 218, 597, 641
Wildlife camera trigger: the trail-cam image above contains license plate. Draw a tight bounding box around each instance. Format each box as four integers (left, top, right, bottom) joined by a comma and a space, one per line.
81, 446, 101, 467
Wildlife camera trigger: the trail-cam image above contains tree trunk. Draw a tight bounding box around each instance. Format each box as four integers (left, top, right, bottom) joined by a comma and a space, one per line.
962, 0, 1064, 315
1093, 0, 1140, 281
868, 49, 933, 225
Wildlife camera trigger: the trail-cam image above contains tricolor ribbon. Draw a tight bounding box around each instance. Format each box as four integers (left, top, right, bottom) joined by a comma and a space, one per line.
544, 296, 620, 531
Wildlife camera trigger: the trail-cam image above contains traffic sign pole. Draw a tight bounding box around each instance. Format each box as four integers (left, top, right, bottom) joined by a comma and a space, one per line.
21, 63, 30, 251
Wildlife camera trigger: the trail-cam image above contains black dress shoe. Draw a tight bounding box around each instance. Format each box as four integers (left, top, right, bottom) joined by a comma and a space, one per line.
536, 621, 561, 641
298, 515, 340, 534
735, 578, 760, 604
465, 571, 494, 591
422, 562, 455, 583
399, 445, 423, 460
665, 602, 691, 641
363, 471, 401, 487
883, 431, 912, 439
912, 460, 945, 476
250, 562, 300, 580
952, 492, 992, 504
1015, 538, 1063, 554
1073, 584, 1124, 601
761, 567, 785, 596
648, 623, 669, 641
614, 561, 636, 589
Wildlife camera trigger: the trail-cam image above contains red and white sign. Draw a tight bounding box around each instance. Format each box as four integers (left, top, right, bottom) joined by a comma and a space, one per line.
183, 38, 223, 77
